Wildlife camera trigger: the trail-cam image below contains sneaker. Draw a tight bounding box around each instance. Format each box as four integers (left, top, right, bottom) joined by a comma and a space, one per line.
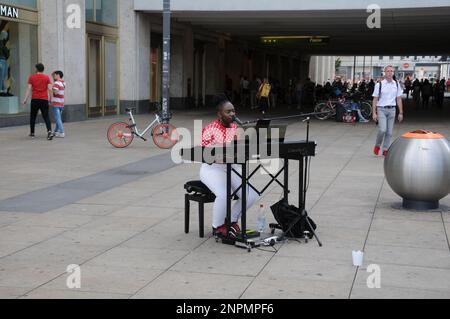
47, 132, 54, 141
373, 146, 380, 156
55, 132, 65, 138
383, 150, 388, 157
29, 133, 35, 139
230, 222, 241, 236
213, 224, 228, 238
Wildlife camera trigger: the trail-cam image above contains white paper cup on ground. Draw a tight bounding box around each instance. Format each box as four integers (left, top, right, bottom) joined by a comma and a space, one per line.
352, 250, 364, 267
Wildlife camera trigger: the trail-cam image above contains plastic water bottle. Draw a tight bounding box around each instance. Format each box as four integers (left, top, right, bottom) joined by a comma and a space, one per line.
257, 204, 266, 233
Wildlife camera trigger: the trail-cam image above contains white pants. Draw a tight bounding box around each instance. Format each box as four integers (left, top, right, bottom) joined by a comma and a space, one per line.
200, 163, 259, 228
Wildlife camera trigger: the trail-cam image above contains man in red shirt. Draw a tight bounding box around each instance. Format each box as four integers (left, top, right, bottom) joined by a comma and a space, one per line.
23, 63, 53, 140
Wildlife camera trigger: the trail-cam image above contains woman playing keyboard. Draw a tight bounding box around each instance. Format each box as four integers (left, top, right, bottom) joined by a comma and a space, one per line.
200, 94, 259, 238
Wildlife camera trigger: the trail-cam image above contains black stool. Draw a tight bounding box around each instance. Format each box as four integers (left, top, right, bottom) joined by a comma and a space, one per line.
184, 181, 216, 238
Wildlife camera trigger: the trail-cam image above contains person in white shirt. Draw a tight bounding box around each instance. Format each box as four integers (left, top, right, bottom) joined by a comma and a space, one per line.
372, 66, 404, 156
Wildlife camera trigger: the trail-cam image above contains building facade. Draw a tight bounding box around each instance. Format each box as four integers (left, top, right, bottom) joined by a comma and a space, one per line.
337, 56, 449, 82
0, 0, 331, 128
11, 1, 444, 127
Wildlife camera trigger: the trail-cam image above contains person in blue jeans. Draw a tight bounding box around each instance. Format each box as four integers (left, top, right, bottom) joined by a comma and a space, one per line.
372, 66, 404, 156
348, 101, 369, 123
51, 71, 66, 138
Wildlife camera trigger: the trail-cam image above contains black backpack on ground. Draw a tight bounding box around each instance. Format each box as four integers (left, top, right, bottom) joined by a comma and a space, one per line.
270, 199, 317, 239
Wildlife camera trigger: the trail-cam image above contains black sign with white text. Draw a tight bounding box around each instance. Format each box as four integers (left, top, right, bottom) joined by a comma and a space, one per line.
0, 5, 19, 19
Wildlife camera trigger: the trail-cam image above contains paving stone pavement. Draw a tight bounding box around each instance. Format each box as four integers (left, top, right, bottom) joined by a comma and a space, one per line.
0, 103, 449, 299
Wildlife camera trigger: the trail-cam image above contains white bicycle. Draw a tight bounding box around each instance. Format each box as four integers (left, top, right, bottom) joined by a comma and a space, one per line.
107, 107, 178, 149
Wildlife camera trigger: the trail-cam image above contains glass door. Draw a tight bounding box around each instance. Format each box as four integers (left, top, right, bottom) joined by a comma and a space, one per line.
87, 35, 102, 117
150, 47, 161, 103
87, 35, 118, 118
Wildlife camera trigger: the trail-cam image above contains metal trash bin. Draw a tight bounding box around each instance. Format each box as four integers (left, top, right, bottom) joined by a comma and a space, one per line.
384, 130, 450, 210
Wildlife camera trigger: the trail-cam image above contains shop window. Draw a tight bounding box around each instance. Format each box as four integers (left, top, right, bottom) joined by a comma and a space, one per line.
0, 0, 36, 9
96, 0, 117, 26
86, 0, 94, 22
0, 19, 38, 115
86, 0, 117, 26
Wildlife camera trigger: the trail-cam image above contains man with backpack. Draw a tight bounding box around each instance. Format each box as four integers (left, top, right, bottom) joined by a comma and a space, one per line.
372, 66, 404, 157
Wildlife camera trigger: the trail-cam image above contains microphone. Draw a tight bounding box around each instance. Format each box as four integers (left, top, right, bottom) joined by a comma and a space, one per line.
232, 116, 244, 127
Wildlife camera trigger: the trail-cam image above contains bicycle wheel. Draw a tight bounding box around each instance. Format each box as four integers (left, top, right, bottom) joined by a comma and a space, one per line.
314, 103, 333, 120
107, 122, 134, 148
152, 124, 178, 149
360, 102, 372, 120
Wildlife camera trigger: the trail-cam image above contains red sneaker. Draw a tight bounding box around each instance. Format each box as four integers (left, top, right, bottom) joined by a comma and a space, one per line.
230, 222, 241, 236
213, 224, 228, 237
373, 146, 380, 156
383, 150, 388, 157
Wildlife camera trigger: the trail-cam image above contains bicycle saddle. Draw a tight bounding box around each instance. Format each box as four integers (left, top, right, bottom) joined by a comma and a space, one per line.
125, 108, 137, 113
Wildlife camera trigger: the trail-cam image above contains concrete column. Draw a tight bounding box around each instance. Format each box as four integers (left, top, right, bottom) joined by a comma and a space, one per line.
170, 35, 184, 108
39, 0, 87, 122
182, 27, 194, 107
218, 37, 226, 92
276, 54, 282, 81
320, 56, 326, 85
119, 1, 150, 113
325, 56, 331, 83
326, 56, 331, 82
137, 14, 150, 103
330, 56, 336, 82
39, 0, 59, 72
288, 57, 294, 81
299, 55, 310, 81
263, 52, 267, 78
205, 42, 219, 106
253, 50, 264, 80
316, 56, 320, 84
308, 56, 316, 82
119, 0, 137, 112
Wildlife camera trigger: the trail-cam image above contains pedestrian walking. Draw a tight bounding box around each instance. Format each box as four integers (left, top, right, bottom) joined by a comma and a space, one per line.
51, 71, 66, 138
257, 78, 271, 114
23, 63, 53, 140
372, 66, 404, 157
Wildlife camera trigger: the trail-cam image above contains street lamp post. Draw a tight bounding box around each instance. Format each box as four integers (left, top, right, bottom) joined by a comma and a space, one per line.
162, 0, 171, 124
